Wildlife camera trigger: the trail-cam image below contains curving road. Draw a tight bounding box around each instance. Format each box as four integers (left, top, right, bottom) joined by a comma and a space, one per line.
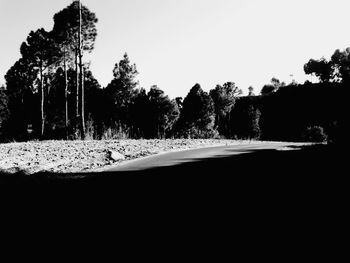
106, 142, 303, 172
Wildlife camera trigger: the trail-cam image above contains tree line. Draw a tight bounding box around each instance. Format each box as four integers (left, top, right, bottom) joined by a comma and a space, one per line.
0, 1, 347, 144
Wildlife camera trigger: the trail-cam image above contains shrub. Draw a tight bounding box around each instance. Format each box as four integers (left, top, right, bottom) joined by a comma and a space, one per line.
181, 126, 219, 139
302, 126, 328, 143
83, 120, 132, 140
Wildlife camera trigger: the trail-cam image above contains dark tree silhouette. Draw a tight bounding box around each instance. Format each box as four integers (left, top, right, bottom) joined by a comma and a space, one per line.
4, 58, 38, 140
303, 48, 350, 84
20, 28, 60, 137
248, 86, 255, 96
175, 97, 183, 110
52, 0, 98, 138
0, 85, 9, 138
83, 68, 102, 121
105, 53, 139, 126
128, 86, 180, 139
129, 88, 149, 138
257, 81, 345, 142
52, 1, 98, 55
246, 105, 261, 139
36, 66, 101, 139
210, 82, 241, 136
304, 58, 333, 83
45, 67, 66, 138
176, 84, 216, 138
230, 97, 261, 139
146, 85, 180, 138
260, 77, 285, 96
330, 48, 350, 83
5, 58, 37, 98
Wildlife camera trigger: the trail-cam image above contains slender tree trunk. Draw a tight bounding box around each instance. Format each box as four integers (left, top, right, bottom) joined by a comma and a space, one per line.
40, 64, 44, 138
217, 114, 220, 132
75, 47, 79, 138
228, 112, 231, 138
64, 48, 68, 139
74, 48, 80, 139
80, 66, 85, 138
78, 0, 85, 139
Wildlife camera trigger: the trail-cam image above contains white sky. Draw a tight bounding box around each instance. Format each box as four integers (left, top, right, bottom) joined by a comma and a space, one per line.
1, 0, 350, 98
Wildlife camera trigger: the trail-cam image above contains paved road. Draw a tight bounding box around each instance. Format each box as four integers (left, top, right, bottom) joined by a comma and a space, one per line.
106, 142, 301, 172
94, 141, 341, 207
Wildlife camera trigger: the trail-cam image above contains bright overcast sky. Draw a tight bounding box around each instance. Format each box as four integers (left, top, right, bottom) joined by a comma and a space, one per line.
1, 0, 350, 98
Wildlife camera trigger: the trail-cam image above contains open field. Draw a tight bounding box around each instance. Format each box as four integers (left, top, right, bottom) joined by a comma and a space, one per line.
0, 139, 298, 175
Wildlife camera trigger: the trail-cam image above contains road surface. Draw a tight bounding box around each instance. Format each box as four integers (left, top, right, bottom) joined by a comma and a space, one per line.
106, 142, 302, 172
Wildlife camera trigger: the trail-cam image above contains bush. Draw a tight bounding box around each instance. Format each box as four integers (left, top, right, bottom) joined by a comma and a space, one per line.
302, 126, 328, 143
187, 127, 219, 139
230, 103, 261, 140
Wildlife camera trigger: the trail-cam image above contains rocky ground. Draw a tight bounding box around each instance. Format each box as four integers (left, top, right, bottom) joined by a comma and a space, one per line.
0, 139, 274, 175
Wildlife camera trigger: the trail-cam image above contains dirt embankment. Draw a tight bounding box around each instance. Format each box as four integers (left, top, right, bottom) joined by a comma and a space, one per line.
0, 139, 267, 174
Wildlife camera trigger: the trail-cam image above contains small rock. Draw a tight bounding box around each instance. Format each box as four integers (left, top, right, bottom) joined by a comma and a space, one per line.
107, 150, 125, 161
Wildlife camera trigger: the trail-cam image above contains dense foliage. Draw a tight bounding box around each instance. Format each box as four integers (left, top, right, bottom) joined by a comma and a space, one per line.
174, 84, 217, 138
0, 1, 347, 145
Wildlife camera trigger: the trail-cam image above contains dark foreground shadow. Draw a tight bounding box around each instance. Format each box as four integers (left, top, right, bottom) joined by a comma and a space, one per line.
1, 144, 346, 258
1, 144, 346, 248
